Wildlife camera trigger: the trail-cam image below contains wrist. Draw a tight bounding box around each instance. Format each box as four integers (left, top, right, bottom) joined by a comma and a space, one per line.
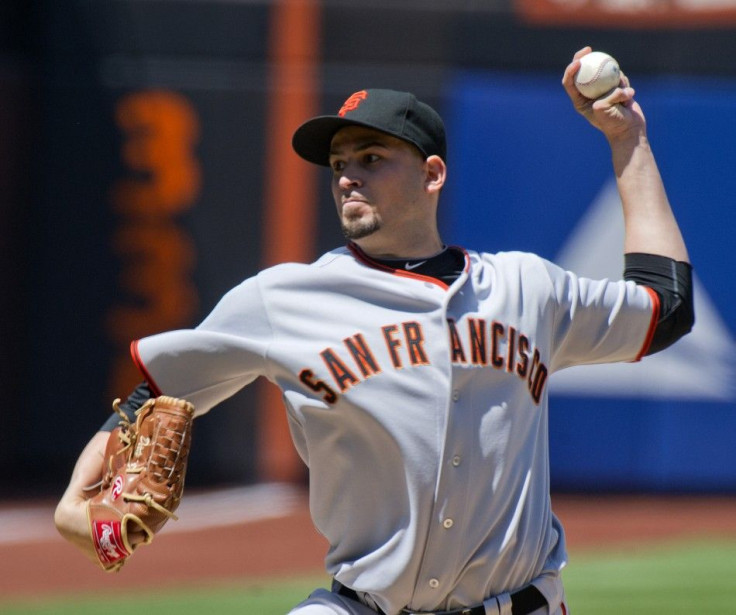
607, 125, 648, 149
609, 130, 654, 174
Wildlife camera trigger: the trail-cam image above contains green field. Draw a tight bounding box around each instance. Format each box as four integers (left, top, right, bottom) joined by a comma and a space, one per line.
4, 539, 736, 614
562, 539, 736, 613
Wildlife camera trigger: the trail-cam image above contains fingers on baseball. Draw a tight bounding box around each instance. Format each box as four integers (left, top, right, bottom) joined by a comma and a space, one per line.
593, 84, 634, 109
563, 46, 592, 84
619, 70, 631, 89
573, 46, 592, 60
562, 63, 591, 109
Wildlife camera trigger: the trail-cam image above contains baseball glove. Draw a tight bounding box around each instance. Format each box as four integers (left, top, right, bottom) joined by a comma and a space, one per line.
86, 395, 195, 572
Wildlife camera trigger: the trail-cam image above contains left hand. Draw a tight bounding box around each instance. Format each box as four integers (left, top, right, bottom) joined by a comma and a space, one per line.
55, 431, 111, 566
562, 46, 646, 144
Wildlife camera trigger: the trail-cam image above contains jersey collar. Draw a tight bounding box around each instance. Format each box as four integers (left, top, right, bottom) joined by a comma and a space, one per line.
347, 242, 470, 290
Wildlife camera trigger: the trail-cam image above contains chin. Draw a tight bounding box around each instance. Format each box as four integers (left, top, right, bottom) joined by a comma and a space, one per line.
341, 217, 382, 241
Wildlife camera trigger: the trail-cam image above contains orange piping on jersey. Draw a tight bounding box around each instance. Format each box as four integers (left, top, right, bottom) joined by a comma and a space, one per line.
448, 244, 472, 274
129, 340, 163, 396
633, 286, 661, 362
347, 242, 470, 290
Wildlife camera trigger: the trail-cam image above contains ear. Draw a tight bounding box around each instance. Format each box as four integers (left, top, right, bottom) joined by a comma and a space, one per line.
424, 155, 447, 194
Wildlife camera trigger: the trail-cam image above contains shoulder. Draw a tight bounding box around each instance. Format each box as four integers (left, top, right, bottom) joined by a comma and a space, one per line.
254, 246, 355, 282
467, 249, 556, 278
461, 249, 562, 302
245, 247, 365, 297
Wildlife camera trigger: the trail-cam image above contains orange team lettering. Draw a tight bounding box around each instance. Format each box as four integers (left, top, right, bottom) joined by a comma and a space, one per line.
298, 319, 547, 406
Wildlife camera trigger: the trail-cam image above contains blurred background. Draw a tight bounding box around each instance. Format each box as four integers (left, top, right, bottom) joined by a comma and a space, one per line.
1, 0, 735, 502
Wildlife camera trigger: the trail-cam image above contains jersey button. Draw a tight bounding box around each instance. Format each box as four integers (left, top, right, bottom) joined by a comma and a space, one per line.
452, 455, 462, 467
429, 578, 440, 589
452, 390, 460, 401
442, 518, 454, 529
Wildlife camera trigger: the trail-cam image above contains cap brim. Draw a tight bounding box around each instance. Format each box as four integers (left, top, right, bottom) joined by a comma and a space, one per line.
292, 116, 393, 166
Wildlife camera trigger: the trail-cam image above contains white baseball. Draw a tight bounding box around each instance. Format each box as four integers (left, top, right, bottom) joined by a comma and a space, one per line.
574, 51, 621, 100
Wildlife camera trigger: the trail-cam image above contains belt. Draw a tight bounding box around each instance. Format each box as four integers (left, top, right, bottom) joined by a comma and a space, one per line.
334, 582, 547, 615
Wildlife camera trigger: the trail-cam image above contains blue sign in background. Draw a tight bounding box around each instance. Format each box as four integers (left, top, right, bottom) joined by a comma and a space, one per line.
442, 72, 736, 491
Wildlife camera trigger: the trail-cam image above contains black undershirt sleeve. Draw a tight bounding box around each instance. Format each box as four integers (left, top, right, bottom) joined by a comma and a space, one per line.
99, 381, 154, 431
623, 252, 694, 356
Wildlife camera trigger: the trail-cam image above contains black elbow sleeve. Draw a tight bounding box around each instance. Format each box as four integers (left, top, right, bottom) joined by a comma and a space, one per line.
624, 253, 695, 355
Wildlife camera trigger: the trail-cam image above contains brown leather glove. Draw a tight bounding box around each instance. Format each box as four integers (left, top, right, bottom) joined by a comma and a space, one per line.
86, 395, 195, 572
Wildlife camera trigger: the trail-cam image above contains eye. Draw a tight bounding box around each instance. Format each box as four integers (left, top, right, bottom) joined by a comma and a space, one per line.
330, 159, 345, 173
363, 153, 381, 164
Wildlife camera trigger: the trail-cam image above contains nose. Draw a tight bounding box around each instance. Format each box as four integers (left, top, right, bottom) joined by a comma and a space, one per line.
338, 175, 360, 191
336, 164, 363, 191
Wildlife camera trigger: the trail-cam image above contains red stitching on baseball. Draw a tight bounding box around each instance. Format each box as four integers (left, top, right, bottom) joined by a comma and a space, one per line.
578, 58, 613, 87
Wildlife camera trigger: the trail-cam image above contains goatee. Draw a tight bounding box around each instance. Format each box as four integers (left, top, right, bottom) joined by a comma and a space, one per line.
341, 218, 382, 240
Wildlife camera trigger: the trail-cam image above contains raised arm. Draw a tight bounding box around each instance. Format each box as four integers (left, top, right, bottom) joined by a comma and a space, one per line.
562, 46, 689, 263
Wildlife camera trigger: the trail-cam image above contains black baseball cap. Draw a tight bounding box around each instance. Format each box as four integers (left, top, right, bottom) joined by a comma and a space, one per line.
292, 89, 446, 166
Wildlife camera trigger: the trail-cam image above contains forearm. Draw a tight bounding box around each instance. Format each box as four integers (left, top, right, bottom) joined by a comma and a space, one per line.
562, 48, 689, 264
611, 131, 689, 263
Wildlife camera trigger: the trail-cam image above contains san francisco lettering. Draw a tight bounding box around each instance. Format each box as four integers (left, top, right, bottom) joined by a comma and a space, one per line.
299, 318, 548, 406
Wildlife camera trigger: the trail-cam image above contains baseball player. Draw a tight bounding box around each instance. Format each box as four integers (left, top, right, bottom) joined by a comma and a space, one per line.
56, 47, 694, 614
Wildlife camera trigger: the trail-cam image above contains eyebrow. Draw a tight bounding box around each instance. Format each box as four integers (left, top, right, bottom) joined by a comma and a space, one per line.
329, 139, 391, 157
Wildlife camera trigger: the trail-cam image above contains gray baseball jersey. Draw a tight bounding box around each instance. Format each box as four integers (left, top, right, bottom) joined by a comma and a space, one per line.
133, 244, 657, 614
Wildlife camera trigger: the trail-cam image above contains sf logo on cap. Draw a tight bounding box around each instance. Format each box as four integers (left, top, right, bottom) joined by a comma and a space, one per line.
338, 90, 368, 117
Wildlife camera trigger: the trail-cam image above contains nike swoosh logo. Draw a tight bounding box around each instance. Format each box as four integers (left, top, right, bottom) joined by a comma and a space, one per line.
405, 261, 427, 270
